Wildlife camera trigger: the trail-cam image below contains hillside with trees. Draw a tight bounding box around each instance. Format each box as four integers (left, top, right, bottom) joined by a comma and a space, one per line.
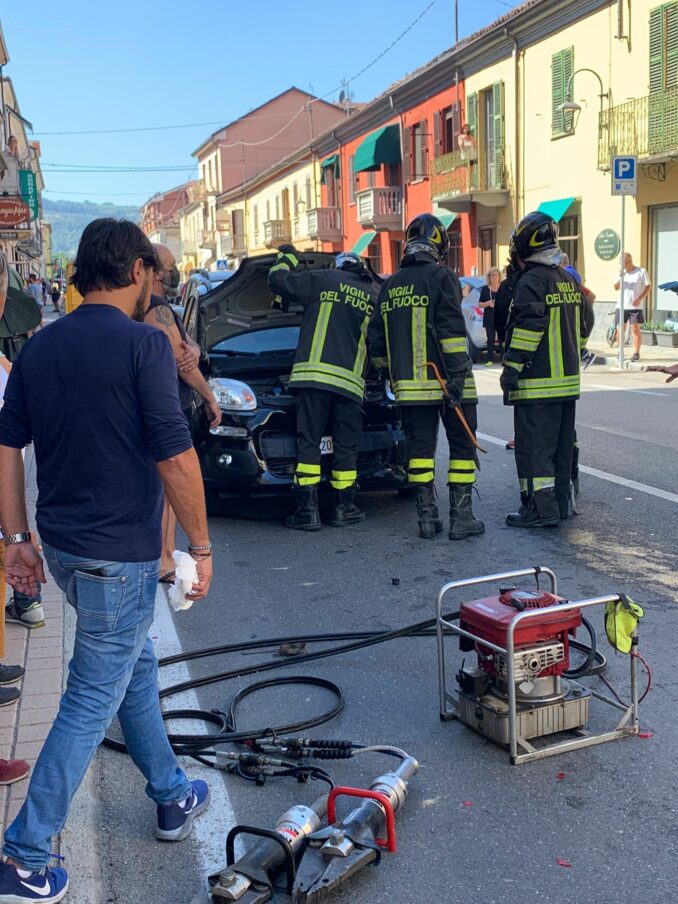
43, 198, 140, 258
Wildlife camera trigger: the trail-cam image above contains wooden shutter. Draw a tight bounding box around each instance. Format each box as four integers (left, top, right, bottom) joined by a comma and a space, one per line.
648, 4, 678, 151
492, 81, 505, 189
403, 125, 412, 183
552, 47, 574, 135
650, 5, 665, 94
452, 101, 462, 147
466, 93, 477, 140
666, 4, 678, 87
433, 111, 442, 158
420, 119, 429, 180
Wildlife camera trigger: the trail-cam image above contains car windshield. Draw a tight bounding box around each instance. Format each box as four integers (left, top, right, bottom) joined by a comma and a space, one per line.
211, 326, 300, 356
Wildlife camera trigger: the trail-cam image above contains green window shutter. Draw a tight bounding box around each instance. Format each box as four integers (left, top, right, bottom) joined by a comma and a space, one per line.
466, 92, 477, 138
492, 80, 505, 188
552, 47, 574, 136
666, 3, 678, 88
650, 5, 664, 94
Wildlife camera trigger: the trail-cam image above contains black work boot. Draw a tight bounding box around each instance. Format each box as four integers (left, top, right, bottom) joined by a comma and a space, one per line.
555, 477, 572, 520
415, 485, 443, 539
506, 487, 560, 528
331, 487, 366, 527
448, 486, 485, 540
286, 486, 321, 531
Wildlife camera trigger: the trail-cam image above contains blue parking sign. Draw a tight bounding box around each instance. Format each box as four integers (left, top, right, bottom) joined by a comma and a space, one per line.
611, 156, 637, 196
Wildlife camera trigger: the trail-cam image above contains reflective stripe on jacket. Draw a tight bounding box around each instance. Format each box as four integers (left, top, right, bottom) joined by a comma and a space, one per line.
268, 260, 378, 402
367, 253, 476, 406
503, 263, 594, 405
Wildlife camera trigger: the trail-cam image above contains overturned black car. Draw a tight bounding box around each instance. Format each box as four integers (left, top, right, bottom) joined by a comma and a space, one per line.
181, 252, 408, 511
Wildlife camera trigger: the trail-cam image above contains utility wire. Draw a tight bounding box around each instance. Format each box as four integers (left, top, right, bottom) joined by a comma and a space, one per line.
32, 0, 439, 140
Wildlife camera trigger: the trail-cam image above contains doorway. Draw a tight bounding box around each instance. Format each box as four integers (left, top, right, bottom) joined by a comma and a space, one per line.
478, 226, 496, 276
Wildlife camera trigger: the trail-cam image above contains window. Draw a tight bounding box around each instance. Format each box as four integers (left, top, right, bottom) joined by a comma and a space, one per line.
293, 182, 299, 211
552, 47, 575, 136
410, 120, 429, 181
559, 215, 580, 271
386, 163, 402, 187
275, 196, 280, 220
349, 155, 357, 204
305, 177, 312, 210
367, 170, 377, 188
325, 169, 338, 207
253, 204, 259, 244
483, 82, 505, 190
266, 200, 271, 221
650, 3, 678, 94
434, 103, 461, 156
366, 238, 381, 274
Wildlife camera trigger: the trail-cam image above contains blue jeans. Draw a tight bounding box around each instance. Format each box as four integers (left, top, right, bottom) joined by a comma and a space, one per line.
3, 544, 192, 870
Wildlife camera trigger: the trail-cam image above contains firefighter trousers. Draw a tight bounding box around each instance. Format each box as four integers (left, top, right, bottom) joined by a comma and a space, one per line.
400, 403, 478, 486
513, 400, 576, 502
294, 389, 363, 490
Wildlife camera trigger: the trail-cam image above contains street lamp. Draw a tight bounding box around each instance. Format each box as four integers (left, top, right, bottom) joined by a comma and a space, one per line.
556, 67, 611, 135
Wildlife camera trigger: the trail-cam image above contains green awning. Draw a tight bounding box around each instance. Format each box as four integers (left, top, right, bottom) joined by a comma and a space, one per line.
354, 124, 401, 173
352, 230, 377, 255
320, 154, 340, 184
537, 197, 576, 222
437, 213, 456, 229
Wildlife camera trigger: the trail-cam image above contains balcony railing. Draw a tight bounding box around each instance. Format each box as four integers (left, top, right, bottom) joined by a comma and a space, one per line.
355, 187, 402, 231
598, 86, 678, 168
430, 147, 506, 201
264, 218, 292, 248
306, 207, 342, 242
220, 233, 247, 255
202, 229, 217, 249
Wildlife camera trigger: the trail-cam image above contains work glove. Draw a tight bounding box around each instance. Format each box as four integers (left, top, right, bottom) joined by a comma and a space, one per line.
444, 375, 465, 407
500, 366, 520, 395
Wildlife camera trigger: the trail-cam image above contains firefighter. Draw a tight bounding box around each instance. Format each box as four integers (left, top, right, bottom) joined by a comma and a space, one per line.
268, 247, 378, 530
368, 214, 483, 541
500, 211, 593, 528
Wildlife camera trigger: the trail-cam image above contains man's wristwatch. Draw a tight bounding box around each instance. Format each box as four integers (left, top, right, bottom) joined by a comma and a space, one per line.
3, 531, 32, 545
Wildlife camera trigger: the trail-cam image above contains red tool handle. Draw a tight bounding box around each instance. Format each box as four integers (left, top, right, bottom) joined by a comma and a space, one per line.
327, 786, 397, 853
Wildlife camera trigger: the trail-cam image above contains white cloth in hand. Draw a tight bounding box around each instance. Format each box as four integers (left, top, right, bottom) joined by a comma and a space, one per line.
168, 550, 198, 611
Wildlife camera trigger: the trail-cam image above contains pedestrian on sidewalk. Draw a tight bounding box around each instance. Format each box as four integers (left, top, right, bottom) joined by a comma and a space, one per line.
478, 267, 502, 365
145, 243, 221, 582
614, 253, 651, 362
0, 219, 214, 903
0, 250, 30, 783
49, 283, 60, 314
25, 276, 42, 310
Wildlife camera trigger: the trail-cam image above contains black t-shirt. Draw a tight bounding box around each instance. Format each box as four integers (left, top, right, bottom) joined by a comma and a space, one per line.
478, 285, 497, 328
0, 304, 193, 561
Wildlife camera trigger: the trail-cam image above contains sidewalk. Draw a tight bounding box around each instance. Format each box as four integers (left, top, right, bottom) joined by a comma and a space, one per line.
0, 446, 65, 840
588, 339, 678, 369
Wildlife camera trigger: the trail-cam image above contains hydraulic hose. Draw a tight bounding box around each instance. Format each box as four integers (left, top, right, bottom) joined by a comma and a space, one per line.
103, 608, 606, 762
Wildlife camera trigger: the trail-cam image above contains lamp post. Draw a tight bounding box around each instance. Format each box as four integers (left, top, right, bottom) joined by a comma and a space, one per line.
556, 67, 611, 136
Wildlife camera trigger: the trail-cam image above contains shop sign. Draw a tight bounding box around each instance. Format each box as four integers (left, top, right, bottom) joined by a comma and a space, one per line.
19, 170, 39, 220
594, 229, 621, 261
0, 197, 31, 227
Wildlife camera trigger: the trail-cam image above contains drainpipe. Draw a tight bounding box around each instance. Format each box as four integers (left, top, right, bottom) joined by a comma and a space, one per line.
616, 0, 624, 40
507, 30, 521, 225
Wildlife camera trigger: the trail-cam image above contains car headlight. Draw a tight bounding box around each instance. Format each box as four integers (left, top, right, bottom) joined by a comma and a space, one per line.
208, 378, 257, 411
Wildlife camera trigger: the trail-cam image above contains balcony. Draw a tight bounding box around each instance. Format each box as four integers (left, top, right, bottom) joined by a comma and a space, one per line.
356, 187, 402, 231
187, 180, 207, 203
598, 86, 678, 169
220, 233, 247, 255
201, 229, 217, 250
306, 207, 342, 242
264, 218, 292, 248
430, 148, 508, 211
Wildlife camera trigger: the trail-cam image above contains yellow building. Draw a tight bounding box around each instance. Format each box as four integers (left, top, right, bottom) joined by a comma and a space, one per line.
215, 150, 324, 264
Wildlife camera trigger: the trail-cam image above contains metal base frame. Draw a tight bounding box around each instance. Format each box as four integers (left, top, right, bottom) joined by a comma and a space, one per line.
436, 567, 640, 764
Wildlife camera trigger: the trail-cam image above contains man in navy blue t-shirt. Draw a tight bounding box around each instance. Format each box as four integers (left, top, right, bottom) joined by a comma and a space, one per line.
0, 219, 213, 902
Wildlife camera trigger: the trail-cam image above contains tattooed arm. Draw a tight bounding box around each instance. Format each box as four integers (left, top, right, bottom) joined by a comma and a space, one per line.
144, 303, 222, 427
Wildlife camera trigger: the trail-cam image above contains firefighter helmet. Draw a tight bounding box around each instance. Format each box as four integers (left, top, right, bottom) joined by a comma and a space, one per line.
404, 213, 450, 263
335, 251, 365, 271
509, 211, 559, 265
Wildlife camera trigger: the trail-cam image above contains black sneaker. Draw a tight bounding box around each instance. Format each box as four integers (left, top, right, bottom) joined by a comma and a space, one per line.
0, 686, 21, 707
631, 352, 640, 362
581, 350, 596, 370
0, 664, 25, 685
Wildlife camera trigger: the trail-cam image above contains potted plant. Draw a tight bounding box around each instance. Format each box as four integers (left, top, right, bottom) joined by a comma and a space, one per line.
654, 321, 678, 347
640, 320, 657, 346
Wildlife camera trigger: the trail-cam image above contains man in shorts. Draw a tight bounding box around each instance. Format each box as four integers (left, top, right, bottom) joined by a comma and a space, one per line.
614, 253, 651, 362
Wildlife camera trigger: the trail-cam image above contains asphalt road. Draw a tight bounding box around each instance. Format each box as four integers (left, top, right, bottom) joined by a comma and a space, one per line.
84, 366, 678, 904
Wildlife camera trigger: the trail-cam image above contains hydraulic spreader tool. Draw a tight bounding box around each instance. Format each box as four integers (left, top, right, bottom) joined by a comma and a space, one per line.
436, 566, 646, 764
192, 750, 418, 904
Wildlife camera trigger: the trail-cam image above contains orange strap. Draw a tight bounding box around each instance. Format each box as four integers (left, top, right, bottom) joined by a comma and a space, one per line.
426, 361, 487, 454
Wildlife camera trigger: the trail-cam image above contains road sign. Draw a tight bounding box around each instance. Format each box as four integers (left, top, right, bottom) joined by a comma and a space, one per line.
594, 228, 621, 261
612, 155, 637, 196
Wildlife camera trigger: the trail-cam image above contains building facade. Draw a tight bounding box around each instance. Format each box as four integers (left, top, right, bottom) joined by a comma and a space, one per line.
140, 183, 191, 261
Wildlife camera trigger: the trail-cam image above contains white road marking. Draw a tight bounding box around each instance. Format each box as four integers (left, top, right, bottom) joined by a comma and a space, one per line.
477, 431, 678, 505
153, 588, 237, 878
587, 382, 667, 398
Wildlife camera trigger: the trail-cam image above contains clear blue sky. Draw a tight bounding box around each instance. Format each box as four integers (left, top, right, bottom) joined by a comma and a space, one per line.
2, 0, 521, 205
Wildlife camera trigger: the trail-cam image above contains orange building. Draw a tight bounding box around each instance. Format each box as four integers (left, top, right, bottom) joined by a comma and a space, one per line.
310, 51, 475, 275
